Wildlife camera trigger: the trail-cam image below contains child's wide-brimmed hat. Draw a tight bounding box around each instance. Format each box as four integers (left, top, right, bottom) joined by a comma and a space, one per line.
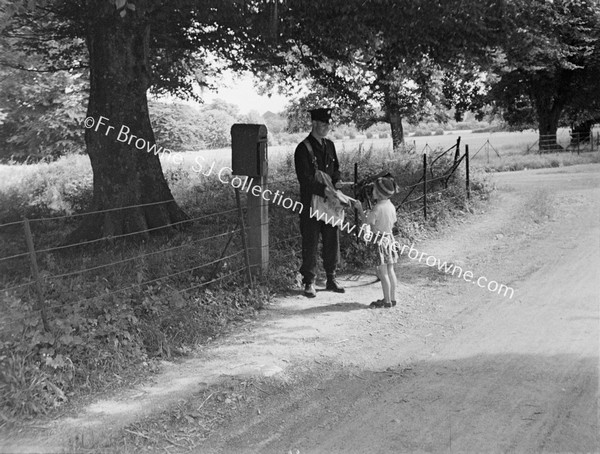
374, 177, 397, 198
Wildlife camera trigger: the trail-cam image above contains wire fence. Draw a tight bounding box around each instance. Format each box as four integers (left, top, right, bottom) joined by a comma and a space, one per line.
0, 188, 257, 333
407, 128, 600, 159
532, 131, 600, 153
0, 139, 472, 334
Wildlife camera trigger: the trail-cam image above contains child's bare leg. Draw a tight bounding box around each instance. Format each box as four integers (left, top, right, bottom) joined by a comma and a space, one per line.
387, 263, 397, 304
378, 264, 391, 304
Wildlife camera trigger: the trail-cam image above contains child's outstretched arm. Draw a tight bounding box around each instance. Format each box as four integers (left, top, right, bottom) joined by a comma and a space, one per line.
352, 199, 366, 221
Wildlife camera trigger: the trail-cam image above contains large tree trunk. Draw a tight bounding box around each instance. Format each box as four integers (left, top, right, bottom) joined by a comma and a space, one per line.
68, 1, 188, 242
389, 112, 405, 151
382, 86, 406, 152
536, 105, 563, 152
531, 75, 566, 153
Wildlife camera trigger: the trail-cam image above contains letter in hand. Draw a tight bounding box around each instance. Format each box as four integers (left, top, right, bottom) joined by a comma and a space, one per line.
324, 186, 337, 201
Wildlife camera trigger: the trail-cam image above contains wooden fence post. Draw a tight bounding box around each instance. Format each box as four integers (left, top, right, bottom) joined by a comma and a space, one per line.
454, 136, 461, 165
465, 145, 470, 200
23, 218, 49, 331
354, 163, 359, 243
246, 176, 269, 275
423, 152, 427, 220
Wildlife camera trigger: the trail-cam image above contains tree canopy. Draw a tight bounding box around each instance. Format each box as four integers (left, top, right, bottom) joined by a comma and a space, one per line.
0, 0, 273, 240
247, 0, 504, 149
1, 0, 599, 241
483, 0, 600, 149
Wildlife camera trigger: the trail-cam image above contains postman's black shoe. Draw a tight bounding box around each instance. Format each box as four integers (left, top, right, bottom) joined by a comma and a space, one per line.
326, 278, 345, 293
304, 283, 316, 298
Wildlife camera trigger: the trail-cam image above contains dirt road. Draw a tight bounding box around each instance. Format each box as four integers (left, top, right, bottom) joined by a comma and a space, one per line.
2, 164, 598, 453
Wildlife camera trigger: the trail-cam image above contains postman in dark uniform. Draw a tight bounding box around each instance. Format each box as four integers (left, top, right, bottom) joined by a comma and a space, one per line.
294, 107, 345, 298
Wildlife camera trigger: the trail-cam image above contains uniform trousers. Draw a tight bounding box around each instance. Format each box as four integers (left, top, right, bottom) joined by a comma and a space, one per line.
299, 211, 340, 285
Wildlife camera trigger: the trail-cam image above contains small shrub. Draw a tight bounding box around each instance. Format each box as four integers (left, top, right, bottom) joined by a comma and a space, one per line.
0, 280, 267, 420
366, 132, 373, 139
433, 128, 444, 136
378, 133, 388, 139
413, 128, 431, 137
0, 155, 93, 223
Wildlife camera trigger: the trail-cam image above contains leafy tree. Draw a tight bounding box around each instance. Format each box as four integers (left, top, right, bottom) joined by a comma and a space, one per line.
442, 64, 491, 122
262, 111, 286, 134
196, 108, 236, 149
0, 67, 87, 162
203, 98, 241, 120
0, 0, 266, 241
253, 0, 503, 150
283, 91, 339, 134
238, 109, 263, 125
148, 101, 205, 151
489, 0, 600, 151
281, 87, 375, 137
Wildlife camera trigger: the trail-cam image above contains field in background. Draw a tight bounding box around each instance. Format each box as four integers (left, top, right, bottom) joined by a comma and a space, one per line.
159, 127, 599, 180
169, 128, 543, 166
160, 127, 597, 169
1, 128, 599, 197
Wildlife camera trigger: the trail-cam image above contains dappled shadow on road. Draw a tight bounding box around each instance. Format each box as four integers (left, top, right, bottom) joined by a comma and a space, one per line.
272, 298, 368, 318
344, 265, 450, 286
287, 302, 367, 316
343, 259, 453, 288
393, 259, 451, 284
213, 353, 599, 454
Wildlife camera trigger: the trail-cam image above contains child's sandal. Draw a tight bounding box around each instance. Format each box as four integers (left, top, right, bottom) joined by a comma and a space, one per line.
369, 299, 385, 308
370, 299, 391, 308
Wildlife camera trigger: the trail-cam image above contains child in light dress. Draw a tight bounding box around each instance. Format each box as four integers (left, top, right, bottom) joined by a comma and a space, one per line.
354, 176, 399, 308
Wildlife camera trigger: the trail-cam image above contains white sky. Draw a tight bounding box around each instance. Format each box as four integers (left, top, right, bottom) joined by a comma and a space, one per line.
200, 72, 291, 115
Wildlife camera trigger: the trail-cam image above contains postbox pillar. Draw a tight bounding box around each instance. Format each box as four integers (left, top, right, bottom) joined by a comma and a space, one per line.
231, 124, 269, 275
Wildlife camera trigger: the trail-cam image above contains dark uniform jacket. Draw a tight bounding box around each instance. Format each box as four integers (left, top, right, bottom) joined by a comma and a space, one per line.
294, 134, 341, 211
